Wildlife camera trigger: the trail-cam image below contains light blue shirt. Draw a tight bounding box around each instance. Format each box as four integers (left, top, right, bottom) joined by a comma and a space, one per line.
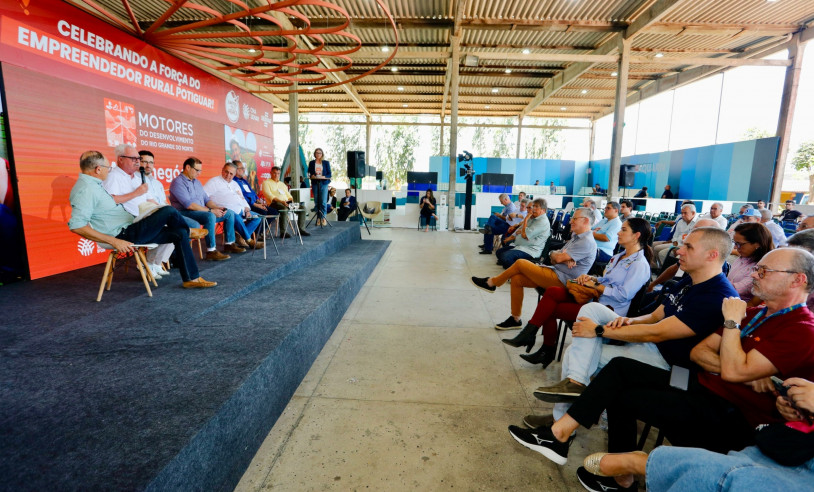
552, 230, 597, 284
513, 214, 551, 258
596, 249, 651, 316
68, 173, 134, 236
593, 216, 622, 256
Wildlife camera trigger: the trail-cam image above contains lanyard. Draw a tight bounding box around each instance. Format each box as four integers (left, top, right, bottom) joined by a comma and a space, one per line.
740, 303, 806, 338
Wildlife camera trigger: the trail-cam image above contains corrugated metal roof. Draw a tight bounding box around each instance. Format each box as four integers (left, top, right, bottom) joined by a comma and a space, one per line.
64, 0, 813, 120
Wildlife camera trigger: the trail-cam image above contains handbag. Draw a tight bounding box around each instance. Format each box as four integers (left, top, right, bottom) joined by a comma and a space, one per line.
566, 281, 601, 304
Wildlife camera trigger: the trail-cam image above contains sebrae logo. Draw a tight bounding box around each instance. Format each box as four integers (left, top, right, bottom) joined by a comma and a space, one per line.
77, 238, 106, 257
225, 90, 240, 123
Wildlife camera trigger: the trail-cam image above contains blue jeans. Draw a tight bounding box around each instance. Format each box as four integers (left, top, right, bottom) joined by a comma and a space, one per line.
178, 209, 236, 249
483, 216, 510, 252
232, 213, 261, 241
312, 180, 330, 217
116, 206, 199, 282
647, 445, 814, 492
496, 246, 532, 269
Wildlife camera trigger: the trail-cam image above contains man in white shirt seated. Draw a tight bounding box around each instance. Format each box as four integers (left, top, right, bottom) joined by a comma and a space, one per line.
203, 162, 263, 249
102, 144, 172, 280
652, 203, 698, 268
702, 202, 727, 229
760, 208, 788, 247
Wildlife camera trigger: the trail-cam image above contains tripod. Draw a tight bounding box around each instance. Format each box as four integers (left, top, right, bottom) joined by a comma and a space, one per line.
306, 177, 332, 228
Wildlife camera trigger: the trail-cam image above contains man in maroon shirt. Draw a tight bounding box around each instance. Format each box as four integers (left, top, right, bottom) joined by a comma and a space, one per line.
507, 248, 814, 490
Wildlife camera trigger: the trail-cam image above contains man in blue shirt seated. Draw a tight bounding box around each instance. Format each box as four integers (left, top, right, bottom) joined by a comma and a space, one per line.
480, 193, 518, 254
533, 227, 738, 412
232, 160, 274, 218
169, 157, 244, 261
337, 188, 357, 221
68, 150, 215, 289
496, 198, 551, 268
592, 201, 623, 262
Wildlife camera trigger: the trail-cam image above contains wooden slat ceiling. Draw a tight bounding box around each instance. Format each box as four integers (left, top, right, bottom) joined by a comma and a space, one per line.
64, 0, 814, 121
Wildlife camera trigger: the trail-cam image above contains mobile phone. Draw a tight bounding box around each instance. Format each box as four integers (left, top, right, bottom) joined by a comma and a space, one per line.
771, 376, 788, 397
669, 365, 690, 391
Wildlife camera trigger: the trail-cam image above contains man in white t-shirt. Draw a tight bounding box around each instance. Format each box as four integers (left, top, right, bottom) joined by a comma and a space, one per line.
203, 162, 263, 249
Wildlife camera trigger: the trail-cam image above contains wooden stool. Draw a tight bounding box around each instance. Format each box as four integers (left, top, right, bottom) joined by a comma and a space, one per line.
96, 243, 159, 302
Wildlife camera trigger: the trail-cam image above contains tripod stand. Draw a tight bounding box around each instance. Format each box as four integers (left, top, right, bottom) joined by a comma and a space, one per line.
305, 177, 332, 228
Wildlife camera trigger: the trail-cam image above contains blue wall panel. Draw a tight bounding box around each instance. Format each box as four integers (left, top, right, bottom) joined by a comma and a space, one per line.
709, 143, 734, 200
748, 138, 779, 202
486, 157, 503, 174
571, 160, 589, 195
678, 148, 698, 199
728, 140, 755, 202
693, 145, 716, 201
514, 159, 531, 185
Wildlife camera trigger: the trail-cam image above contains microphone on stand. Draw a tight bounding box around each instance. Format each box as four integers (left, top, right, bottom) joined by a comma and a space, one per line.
139, 166, 146, 184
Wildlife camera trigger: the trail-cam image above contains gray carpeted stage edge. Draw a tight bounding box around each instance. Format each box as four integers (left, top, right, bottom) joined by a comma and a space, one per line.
0, 221, 388, 491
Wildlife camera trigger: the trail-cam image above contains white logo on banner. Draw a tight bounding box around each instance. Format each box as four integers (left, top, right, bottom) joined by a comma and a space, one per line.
242, 103, 250, 120
225, 90, 240, 123
77, 238, 96, 256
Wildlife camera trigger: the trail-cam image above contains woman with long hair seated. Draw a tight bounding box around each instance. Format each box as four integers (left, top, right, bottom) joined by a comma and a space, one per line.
729, 222, 773, 303
503, 217, 653, 368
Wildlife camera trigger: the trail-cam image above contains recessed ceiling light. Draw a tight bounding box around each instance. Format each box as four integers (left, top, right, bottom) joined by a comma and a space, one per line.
561, 107, 567, 111
505, 68, 512, 74
402, 104, 408, 107
322, 103, 327, 107
248, 48, 256, 53
522, 48, 531, 55
391, 67, 398, 72
655, 52, 664, 58
485, 105, 491, 109
398, 86, 404, 91
381, 46, 390, 52
581, 89, 588, 94
491, 88, 499, 93
611, 71, 618, 77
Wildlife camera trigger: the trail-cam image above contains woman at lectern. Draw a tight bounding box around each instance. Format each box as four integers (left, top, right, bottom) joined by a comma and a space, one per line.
420, 189, 438, 231
308, 148, 332, 226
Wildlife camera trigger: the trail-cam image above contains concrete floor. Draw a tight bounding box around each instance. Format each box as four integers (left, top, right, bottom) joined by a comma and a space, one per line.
235, 229, 611, 491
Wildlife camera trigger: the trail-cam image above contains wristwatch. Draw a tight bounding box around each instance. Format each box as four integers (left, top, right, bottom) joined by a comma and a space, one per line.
723, 320, 740, 330
595, 325, 605, 337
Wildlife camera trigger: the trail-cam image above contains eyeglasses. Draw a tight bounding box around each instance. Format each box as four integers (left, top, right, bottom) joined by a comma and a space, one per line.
733, 241, 750, 249
121, 155, 141, 161
140, 159, 154, 164
752, 265, 798, 278
97, 164, 112, 169
192, 167, 202, 172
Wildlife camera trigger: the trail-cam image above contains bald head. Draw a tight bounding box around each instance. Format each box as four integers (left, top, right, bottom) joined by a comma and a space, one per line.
798, 216, 814, 232
694, 218, 721, 229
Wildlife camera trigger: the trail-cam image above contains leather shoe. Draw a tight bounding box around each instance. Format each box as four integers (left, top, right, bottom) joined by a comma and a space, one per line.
183, 277, 217, 289
247, 239, 264, 249
479, 250, 492, 255
189, 228, 208, 240
299, 229, 311, 237
205, 250, 230, 261
235, 235, 250, 248
223, 243, 246, 254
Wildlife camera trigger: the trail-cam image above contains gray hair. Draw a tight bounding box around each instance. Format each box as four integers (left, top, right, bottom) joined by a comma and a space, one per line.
788, 229, 814, 254
113, 143, 134, 159
498, 193, 509, 201
79, 150, 106, 171
574, 206, 595, 226
606, 201, 620, 212
681, 203, 696, 213
786, 248, 814, 293
223, 162, 237, 171
759, 209, 772, 222
532, 198, 547, 209
690, 227, 732, 265
583, 198, 596, 208
519, 198, 530, 206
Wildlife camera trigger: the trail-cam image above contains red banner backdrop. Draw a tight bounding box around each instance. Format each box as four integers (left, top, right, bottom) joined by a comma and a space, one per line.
0, 0, 274, 279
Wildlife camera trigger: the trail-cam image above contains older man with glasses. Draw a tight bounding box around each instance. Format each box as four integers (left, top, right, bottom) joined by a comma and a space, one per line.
702, 202, 727, 229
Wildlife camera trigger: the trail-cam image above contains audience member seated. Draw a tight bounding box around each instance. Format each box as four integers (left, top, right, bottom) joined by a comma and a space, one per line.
504, 218, 652, 368
777, 199, 803, 223
471, 207, 597, 330
261, 166, 310, 238
798, 216, 814, 232
203, 162, 263, 249
515, 191, 527, 207
495, 198, 550, 269
490, 199, 529, 252
701, 202, 727, 229
232, 159, 274, 218
788, 229, 814, 312
533, 227, 737, 421
169, 157, 243, 260
591, 201, 622, 263
757, 199, 767, 210
618, 200, 633, 222
509, 247, 814, 489
337, 188, 357, 221
327, 187, 337, 215
419, 189, 438, 232
660, 184, 674, 199
592, 184, 605, 196
479, 193, 518, 254
729, 222, 773, 303
760, 208, 788, 247
582, 198, 603, 225
652, 203, 698, 268
727, 204, 753, 238
574, 377, 814, 492
69, 150, 215, 288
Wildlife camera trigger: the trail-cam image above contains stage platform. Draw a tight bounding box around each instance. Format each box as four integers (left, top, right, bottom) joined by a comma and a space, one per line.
0, 222, 388, 491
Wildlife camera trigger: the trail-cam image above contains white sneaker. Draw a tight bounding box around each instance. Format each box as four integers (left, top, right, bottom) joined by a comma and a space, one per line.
149, 264, 166, 278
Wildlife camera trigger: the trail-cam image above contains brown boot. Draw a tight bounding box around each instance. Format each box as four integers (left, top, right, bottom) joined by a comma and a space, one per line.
235, 235, 250, 249
205, 250, 230, 261
223, 242, 246, 254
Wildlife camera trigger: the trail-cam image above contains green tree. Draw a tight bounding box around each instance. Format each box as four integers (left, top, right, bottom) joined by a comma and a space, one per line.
791, 141, 814, 204
430, 121, 462, 157
523, 125, 564, 159
741, 127, 772, 141
471, 118, 515, 157
373, 123, 419, 189
322, 122, 363, 184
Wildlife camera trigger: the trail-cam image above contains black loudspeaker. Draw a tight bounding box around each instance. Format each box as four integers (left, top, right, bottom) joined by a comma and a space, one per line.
376, 171, 383, 181
619, 165, 635, 187
347, 151, 366, 178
